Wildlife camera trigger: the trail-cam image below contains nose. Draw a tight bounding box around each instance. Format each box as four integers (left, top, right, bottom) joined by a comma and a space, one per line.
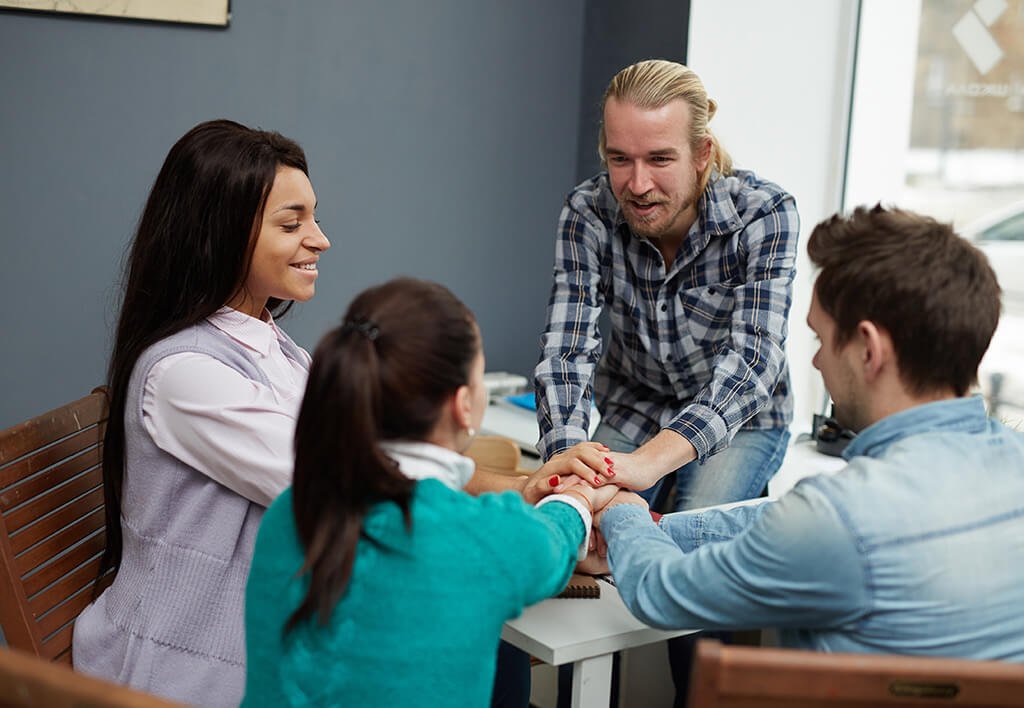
627, 162, 653, 196
307, 222, 331, 253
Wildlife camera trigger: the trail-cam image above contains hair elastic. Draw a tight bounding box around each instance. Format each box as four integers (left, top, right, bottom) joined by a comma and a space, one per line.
341, 319, 380, 341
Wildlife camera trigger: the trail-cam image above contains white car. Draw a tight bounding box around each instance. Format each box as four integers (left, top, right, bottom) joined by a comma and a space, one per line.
964, 200, 1024, 308
966, 200, 1024, 422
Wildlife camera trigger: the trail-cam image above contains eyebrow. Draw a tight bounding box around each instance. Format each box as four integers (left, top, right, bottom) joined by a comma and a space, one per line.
272, 203, 310, 215
605, 147, 680, 157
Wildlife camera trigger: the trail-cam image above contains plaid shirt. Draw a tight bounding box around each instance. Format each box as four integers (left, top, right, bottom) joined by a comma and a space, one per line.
534, 170, 798, 462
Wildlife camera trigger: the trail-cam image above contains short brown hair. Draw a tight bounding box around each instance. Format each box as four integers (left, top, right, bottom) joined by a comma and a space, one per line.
808, 204, 1001, 396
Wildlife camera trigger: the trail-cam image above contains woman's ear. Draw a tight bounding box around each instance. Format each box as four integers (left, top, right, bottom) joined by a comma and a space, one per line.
452, 384, 473, 431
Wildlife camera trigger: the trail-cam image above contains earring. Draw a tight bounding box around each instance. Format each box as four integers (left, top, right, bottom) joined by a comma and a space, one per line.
467, 427, 476, 438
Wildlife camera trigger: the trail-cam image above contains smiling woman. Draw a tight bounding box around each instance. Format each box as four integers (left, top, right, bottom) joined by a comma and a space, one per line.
71, 120, 327, 707
227, 166, 329, 317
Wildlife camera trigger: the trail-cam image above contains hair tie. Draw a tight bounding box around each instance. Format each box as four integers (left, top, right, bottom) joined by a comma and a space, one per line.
341, 318, 380, 341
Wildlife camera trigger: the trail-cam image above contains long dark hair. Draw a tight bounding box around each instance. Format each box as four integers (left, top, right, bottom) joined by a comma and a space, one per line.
99, 119, 309, 582
287, 277, 479, 631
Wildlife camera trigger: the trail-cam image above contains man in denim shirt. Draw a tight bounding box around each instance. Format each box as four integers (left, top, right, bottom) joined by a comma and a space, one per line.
534, 60, 798, 513
598, 205, 1024, 663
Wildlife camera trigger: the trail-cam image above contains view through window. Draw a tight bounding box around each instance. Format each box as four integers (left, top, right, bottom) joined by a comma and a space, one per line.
848, 0, 1024, 426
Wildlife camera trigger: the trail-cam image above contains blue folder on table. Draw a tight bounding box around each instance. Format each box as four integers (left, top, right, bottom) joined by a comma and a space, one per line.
505, 393, 537, 411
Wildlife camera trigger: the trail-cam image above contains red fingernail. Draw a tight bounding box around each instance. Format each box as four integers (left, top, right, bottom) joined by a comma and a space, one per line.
548, 476, 559, 487
607, 467, 615, 477
604, 457, 614, 465
593, 477, 602, 486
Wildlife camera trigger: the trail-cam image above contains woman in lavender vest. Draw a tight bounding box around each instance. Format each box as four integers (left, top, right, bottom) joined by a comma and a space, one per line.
73, 119, 330, 706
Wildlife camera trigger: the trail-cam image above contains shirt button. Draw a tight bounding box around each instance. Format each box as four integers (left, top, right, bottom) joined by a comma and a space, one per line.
660, 303, 668, 312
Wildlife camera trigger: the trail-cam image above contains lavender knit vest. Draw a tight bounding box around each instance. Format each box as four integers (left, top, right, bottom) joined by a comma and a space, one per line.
73, 320, 306, 707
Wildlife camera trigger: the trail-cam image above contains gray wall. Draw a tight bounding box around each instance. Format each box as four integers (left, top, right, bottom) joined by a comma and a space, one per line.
576, 0, 689, 181
0, 0, 686, 429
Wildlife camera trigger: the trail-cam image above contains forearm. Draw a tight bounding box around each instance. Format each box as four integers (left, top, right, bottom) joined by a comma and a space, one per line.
601, 485, 868, 632
602, 429, 697, 492
465, 467, 527, 496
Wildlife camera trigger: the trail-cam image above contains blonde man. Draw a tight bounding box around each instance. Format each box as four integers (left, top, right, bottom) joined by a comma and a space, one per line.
535, 60, 799, 513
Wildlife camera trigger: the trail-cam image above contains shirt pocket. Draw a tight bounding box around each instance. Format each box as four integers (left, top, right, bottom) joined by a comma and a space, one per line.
675, 284, 735, 353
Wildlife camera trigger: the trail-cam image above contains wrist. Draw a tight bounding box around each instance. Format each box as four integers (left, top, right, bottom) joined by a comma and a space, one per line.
633, 431, 697, 478
561, 489, 593, 516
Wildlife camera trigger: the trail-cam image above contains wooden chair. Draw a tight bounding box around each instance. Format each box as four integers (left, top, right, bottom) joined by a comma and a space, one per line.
0, 646, 180, 707
465, 434, 526, 477
0, 387, 111, 665
688, 639, 1024, 708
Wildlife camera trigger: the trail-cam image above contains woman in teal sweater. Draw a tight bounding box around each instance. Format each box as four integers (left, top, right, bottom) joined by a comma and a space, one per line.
243, 277, 612, 707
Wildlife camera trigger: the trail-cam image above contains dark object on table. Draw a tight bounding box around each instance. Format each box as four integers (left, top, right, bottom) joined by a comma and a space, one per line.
813, 412, 855, 457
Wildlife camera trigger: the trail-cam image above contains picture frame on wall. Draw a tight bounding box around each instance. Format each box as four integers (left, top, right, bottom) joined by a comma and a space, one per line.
0, 0, 229, 26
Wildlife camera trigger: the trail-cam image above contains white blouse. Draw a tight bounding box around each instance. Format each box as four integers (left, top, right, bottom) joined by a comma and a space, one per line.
142, 307, 310, 507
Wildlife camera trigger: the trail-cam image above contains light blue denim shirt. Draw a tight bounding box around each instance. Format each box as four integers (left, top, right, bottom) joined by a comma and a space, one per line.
601, 396, 1024, 660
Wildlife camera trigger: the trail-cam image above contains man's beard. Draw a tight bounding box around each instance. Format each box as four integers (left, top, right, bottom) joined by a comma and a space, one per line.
619, 186, 698, 240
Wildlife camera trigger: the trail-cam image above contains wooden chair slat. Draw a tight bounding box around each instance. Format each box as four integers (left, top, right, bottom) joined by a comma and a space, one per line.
0, 388, 111, 664
41, 623, 75, 662
4, 467, 102, 534
0, 447, 101, 512
0, 423, 105, 491
0, 393, 106, 464
29, 553, 102, 621
0, 646, 182, 706
0, 531, 40, 654
689, 639, 1024, 708
10, 486, 104, 555
14, 506, 104, 572
35, 582, 95, 642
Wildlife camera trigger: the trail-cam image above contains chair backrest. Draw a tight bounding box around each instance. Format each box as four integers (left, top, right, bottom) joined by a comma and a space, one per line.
0, 646, 180, 707
0, 387, 111, 664
688, 639, 1024, 708
465, 435, 523, 477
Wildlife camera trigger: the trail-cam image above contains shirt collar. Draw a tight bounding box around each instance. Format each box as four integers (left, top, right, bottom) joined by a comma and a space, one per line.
842, 396, 989, 461
699, 171, 743, 237
379, 440, 476, 491
208, 306, 281, 357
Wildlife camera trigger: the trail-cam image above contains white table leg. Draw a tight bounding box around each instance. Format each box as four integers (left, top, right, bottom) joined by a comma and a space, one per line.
571, 652, 613, 708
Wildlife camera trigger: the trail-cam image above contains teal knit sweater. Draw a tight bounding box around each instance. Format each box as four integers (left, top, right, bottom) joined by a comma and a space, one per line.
243, 480, 584, 707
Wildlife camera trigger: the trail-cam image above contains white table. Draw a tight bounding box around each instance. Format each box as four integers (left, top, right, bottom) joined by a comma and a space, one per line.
480, 398, 600, 459
502, 578, 695, 708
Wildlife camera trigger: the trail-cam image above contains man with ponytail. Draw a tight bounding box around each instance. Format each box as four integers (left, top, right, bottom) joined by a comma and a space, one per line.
535, 59, 799, 513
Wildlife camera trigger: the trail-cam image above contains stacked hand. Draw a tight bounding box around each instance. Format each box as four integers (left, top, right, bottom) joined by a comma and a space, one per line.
521, 441, 614, 503
561, 482, 648, 575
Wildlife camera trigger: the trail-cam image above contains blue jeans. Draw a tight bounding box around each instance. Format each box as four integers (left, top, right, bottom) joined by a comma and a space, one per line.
592, 423, 789, 706
591, 423, 790, 512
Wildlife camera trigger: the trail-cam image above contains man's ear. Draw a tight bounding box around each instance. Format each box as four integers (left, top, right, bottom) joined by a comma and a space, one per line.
857, 320, 893, 382
694, 135, 713, 173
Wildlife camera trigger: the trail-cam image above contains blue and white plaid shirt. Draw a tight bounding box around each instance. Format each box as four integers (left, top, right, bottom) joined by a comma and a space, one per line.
534, 170, 798, 462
